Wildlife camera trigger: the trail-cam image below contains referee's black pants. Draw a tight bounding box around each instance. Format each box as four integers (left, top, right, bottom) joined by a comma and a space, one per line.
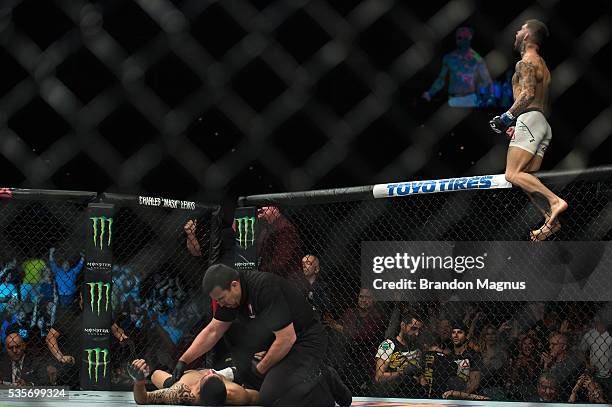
259, 322, 335, 407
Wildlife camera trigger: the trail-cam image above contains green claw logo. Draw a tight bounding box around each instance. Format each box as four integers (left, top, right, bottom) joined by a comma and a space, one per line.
235, 216, 255, 249
85, 347, 109, 383
90, 216, 113, 250
87, 282, 110, 316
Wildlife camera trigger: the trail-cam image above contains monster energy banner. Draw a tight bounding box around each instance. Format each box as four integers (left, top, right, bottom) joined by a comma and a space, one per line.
84, 344, 110, 384
234, 206, 257, 271
82, 203, 113, 389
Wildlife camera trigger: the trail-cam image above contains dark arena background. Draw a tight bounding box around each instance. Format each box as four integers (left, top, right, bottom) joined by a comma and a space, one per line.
0, 0, 611, 406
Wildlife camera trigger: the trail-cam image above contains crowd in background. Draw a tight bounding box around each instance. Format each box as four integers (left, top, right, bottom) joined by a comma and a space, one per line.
253, 206, 611, 403
0, 205, 609, 404
0, 248, 203, 389
320, 289, 610, 403
0, 248, 81, 386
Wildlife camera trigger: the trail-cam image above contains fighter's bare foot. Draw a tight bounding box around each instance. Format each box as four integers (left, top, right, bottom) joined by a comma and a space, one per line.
530, 220, 561, 241
547, 198, 568, 226
530, 209, 563, 241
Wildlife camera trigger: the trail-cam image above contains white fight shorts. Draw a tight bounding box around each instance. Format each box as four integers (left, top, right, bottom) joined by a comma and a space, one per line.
448, 93, 478, 107
509, 109, 552, 157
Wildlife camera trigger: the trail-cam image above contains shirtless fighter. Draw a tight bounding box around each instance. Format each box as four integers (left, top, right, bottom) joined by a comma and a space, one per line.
489, 19, 568, 240
128, 359, 258, 405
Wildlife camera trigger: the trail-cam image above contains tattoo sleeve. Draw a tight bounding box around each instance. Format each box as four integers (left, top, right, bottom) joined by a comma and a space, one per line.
477, 60, 494, 95
146, 383, 196, 405
508, 61, 536, 116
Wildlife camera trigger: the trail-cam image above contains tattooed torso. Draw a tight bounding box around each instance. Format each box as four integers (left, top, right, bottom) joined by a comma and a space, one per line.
510, 52, 550, 116
147, 382, 198, 405
445, 50, 489, 95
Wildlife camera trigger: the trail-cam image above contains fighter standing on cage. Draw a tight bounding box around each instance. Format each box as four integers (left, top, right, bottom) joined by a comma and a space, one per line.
489, 19, 568, 240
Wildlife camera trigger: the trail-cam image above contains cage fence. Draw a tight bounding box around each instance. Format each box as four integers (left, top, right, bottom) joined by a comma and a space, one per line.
1, 1, 611, 194
243, 168, 612, 402
0, 0, 611, 403
0, 189, 222, 390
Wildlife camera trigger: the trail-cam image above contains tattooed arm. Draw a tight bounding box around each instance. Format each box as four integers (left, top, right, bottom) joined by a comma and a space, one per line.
134, 382, 197, 405
429, 55, 450, 96
508, 60, 536, 117
476, 58, 494, 99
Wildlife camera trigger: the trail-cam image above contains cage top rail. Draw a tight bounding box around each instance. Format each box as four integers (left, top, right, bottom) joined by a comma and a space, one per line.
238, 165, 612, 206
0, 188, 224, 214
99, 192, 221, 212
0, 187, 97, 202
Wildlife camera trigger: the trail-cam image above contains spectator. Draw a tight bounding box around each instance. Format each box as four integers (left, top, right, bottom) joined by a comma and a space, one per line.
422, 27, 494, 107
579, 314, 611, 400
421, 332, 458, 399
48, 248, 84, 307
543, 332, 585, 400
373, 311, 423, 397
539, 309, 564, 343
516, 302, 546, 331
125, 269, 141, 303
37, 268, 56, 303
0, 332, 48, 386
532, 372, 559, 402
0, 260, 19, 313
383, 301, 425, 343
31, 296, 57, 338
477, 324, 509, 399
326, 288, 385, 394
301, 255, 330, 318
21, 257, 47, 303
1, 311, 28, 346
436, 318, 454, 353
159, 310, 183, 347
256, 206, 303, 280
114, 266, 142, 312
326, 288, 383, 340
508, 335, 541, 399
449, 321, 482, 394
569, 373, 607, 403
158, 278, 185, 310
129, 305, 146, 331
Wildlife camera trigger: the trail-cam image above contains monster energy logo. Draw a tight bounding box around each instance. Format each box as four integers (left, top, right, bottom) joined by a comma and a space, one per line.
235, 216, 255, 249
87, 282, 110, 316
90, 216, 113, 250
85, 347, 109, 383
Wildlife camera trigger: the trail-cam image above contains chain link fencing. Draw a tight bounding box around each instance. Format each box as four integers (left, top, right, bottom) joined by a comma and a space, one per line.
243, 167, 612, 403
1, 0, 612, 403
0, 170, 610, 402
0, 189, 222, 390
1, 0, 610, 195
0, 190, 94, 387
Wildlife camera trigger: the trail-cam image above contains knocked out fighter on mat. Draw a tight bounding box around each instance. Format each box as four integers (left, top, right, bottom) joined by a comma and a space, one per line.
128, 358, 258, 405
489, 19, 568, 240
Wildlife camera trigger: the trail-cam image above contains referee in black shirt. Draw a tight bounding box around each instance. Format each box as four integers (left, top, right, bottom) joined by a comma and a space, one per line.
172, 264, 351, 407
